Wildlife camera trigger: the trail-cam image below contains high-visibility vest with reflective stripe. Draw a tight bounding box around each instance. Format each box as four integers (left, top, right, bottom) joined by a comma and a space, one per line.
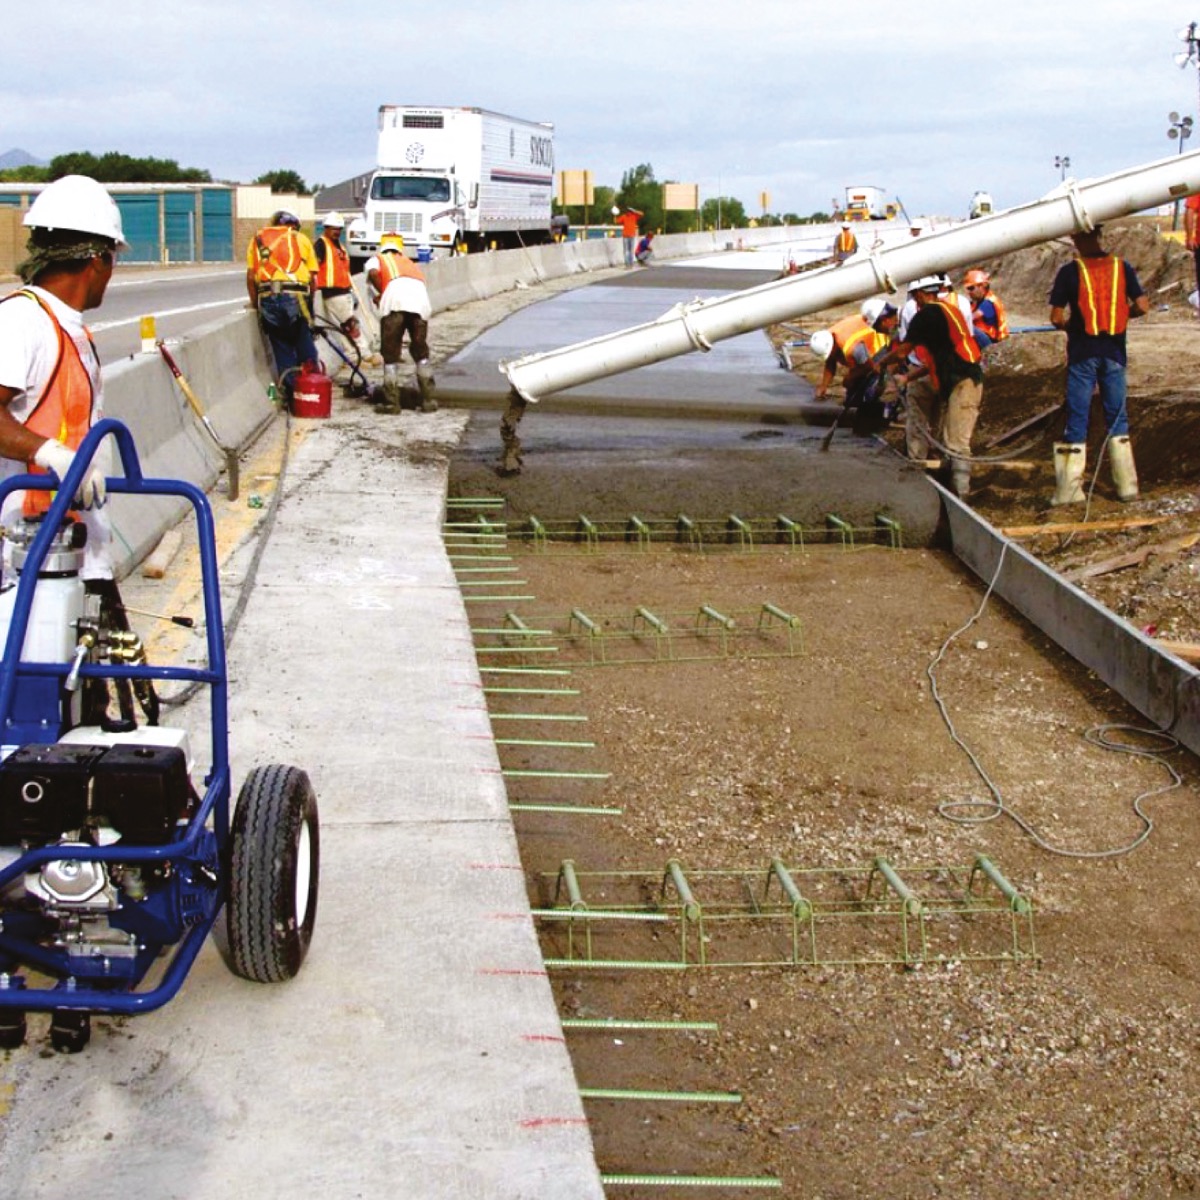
315, 235, 351, 290
1076, 255, 1128, 336
375, 250, 426, 286
252, 226, 307, 284
933, 299, 982, 364
972, 292, 1009, 342
835, 230, 857, 253
830, 314, 867, 358
3, 290, 96, 516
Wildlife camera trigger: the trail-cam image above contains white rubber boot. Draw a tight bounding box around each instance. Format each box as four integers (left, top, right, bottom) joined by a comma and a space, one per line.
1051, 442, 1086, 505
1108, 435, 1139, 502
416, 360, 437, 413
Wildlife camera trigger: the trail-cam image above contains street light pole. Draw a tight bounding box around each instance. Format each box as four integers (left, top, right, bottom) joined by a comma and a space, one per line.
1055, 155, 1071, 181
1168, 111, 1194, 229
1176, 22, 1200, 115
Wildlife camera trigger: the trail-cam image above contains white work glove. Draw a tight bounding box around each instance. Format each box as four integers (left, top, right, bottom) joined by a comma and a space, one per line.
33, 439, 107, 510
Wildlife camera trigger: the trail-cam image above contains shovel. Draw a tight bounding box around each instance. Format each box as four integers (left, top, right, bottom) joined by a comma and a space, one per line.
158, 342, 240, 499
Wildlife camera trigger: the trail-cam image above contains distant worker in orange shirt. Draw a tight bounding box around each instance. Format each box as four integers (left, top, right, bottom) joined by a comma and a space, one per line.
613, 205, 643, 268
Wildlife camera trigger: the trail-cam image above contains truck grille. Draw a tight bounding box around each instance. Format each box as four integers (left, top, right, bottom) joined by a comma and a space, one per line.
374, 213, 422, 234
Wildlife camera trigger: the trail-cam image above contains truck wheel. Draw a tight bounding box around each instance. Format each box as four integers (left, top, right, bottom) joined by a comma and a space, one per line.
228, 764, 319, 983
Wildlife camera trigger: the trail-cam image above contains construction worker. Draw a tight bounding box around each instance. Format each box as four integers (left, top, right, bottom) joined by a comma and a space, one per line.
963, 268, 1008, 347
634, 232, 655, 265
885, 276, 984, 499
1048, 226, 1149, 504
0, 174, 121, 582
0, 174, 159, 724
811, 299, 897, 404
831, 222, 858, 266
246, 209, 318, 402
313, 212, 368, 373
613, 205, 643, 268
1185, 192, 1200, 306
365, 234, 435, 414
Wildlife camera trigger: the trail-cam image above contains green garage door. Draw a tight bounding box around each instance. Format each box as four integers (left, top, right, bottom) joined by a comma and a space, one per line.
116, 194, 160, 262
200, 188, 233, 261
164, 192, 196, 262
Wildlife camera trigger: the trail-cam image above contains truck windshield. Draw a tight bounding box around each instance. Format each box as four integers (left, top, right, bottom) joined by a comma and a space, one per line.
371, 176, 452, 203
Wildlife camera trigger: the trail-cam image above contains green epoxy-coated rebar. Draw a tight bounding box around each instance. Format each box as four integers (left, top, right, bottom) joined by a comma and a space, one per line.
494, 737, 595, 748
509, 803, 622, 815
474, 645, 558, 654
463, 594, 535, 602
545, 958, 686, 971
455, 566, 521, 574
561, 1018, 719, 1031
872, 857, 922, 916
489, 713, 587, 722
579, 1087, 741, 1103
534, 909, 669, 922
480, 666, 573, 675
458, 579, 528, 588
445, 497, 505, 507
601, 1173, 782, 1190
483, 687, 581, 696
971, 855, 1032, 914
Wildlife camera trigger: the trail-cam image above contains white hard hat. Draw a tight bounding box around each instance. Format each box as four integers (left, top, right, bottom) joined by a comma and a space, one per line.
322, 211, 345, 227
860, 297, 887, 325
23, 175, 129, 250
809, 329, 835, 359
611, 205, 621, 216
907, 274, 944, 293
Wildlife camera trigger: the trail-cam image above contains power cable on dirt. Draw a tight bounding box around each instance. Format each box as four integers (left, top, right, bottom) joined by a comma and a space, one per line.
927, 541, 1184, 858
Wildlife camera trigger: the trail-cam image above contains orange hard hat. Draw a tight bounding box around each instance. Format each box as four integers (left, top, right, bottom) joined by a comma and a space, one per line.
964, 269, 990, 287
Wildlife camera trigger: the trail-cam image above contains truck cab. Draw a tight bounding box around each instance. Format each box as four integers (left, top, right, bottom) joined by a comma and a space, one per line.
346, 170, 469, 267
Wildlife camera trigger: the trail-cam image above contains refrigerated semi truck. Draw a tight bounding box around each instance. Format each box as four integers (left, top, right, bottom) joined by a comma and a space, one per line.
346, 105, 555, 265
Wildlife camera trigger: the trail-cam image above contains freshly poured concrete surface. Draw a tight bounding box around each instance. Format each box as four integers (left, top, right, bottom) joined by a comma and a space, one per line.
437, 267, 816, 418
0, 407, 604, 1200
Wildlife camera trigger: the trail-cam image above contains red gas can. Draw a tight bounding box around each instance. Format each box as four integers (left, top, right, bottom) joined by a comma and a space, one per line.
291, 361, 332, 418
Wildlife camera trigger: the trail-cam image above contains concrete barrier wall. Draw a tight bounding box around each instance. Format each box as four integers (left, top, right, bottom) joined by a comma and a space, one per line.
100, 225, 794, 575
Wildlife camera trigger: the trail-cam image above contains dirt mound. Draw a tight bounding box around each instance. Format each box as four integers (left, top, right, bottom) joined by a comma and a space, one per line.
971, 218, 1196, 313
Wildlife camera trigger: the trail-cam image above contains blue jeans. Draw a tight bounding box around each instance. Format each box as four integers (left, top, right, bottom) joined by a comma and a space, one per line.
1064, 357, 1128, 442
258, 292, 318, 395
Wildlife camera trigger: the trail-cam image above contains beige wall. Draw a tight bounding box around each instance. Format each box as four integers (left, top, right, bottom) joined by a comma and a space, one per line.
0, 207, 24, 279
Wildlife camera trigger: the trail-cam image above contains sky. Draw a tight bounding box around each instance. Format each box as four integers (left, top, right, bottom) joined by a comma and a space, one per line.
4, 1, 1200, 219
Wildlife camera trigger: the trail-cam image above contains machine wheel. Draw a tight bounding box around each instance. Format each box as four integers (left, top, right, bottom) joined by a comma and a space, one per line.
49, 1010, 90, 1054
0, 1009, 27, 1050
227, 764, 319, 983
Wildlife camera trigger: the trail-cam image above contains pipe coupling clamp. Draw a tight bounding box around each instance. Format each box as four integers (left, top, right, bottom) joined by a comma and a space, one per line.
1064, 180, 1094, 234
676, 302, 713, 353
867, 252, 896, 295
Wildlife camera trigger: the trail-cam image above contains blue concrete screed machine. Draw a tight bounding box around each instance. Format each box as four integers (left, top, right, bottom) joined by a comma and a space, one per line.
0, 419, 320, 1052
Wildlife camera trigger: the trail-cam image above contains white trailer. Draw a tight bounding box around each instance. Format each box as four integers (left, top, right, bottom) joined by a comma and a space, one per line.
347, 105, 555, 265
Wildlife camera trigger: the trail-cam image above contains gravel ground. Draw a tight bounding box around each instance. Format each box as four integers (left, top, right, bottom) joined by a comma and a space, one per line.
434, 240, 1200, 1198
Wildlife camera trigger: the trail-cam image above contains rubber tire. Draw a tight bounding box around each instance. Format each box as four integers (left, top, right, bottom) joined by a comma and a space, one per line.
227, 764, 320, 983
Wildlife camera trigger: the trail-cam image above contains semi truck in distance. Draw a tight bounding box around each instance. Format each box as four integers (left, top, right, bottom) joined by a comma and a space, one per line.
840, 185, 898, 221
346, 105, 555, 265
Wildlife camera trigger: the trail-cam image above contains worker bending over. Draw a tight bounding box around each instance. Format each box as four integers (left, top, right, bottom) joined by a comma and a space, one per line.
313, 212, 369, 374
365, 234, 436, 414
811, 298, 898, 416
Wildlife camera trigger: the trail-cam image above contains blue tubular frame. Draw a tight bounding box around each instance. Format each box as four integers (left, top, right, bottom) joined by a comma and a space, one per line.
0, 419, 230, 1014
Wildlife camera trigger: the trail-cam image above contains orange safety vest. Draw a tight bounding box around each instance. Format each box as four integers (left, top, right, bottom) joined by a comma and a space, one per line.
315, 235, 351, 290
830, 314, 871, 359
971, 291, 1009, 342
252, 226, 308, 286
835, 230, 857, 254
1075, 256, 1128, 336
932, 299, 982, 365
3, 290, 96, 517
375, 250, 426, 286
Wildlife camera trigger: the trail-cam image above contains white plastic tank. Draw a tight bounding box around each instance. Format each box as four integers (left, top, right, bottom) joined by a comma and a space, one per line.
0, 520, 86, 663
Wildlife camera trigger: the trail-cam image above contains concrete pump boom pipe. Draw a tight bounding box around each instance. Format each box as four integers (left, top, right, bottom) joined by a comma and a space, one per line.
501, 148, 1200, 403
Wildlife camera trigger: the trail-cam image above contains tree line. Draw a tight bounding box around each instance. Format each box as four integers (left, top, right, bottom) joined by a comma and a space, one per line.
0, 152, 317, 195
